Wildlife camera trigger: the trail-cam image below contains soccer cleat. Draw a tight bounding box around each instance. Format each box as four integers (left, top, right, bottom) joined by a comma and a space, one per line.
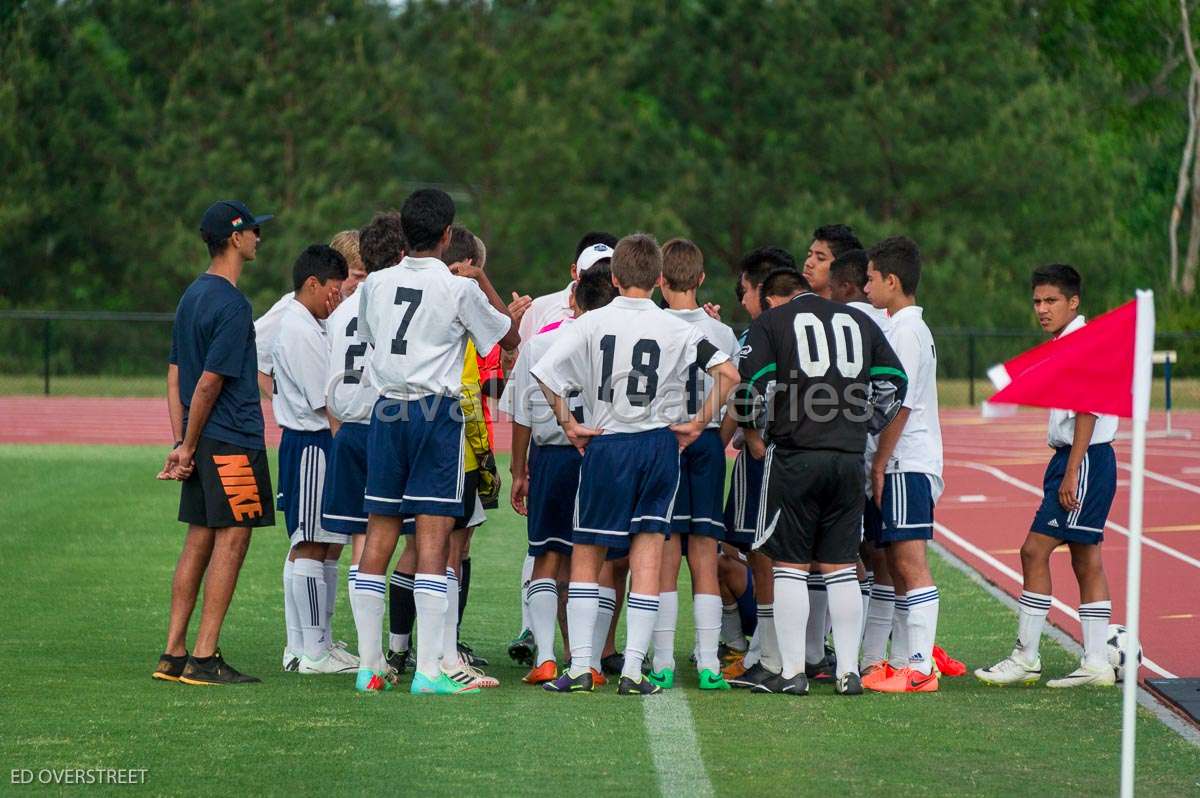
298, 651, 358, 674
178, 650, 261, 685
866, 666, 939, 693
722, 657, 747, 681
805, 654, 836, 683
933, 644, 967, 677
443, 662, 499, 690
458, 641, 488, 668
330, 640, 360, 668
647, 668, 675, 689
411, 671, 480, 695
600, 652, 625, 676
507, 629, 535, 666
751, 673, 809, 695
1046, 662, 1116, 688
386, 648, 410, 675
859, 661, 894, 690
543, 670, 595, 693
590, 668, 608, 687
522, 661, 558, 684
727, 662, 775, 689
698, 669, 731, 691
355, 668, 391, 693
974, 653, 1042, 686
835, 672, 863, 695
718, 642, 748, 664
153, 652, 188, 682
617, 675, 663, 696
282, 648, 300, 672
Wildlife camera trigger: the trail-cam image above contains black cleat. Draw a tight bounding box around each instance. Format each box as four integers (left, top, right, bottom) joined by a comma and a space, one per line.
835, 672, 863, 695
386, 648, 410, 674
806, 655, 836, 683
600, 652, 625, 676
751, 673, 809, 695
507, 629, 535, 666
617, 675, 663, 696
542, 670, 594, 693
727, 662, 775, 689
178, 650, 261, 685
152, 652, 188, 682
458, 641, 488, 668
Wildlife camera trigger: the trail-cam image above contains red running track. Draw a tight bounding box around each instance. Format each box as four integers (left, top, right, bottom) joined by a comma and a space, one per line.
2, 397, 1197, 679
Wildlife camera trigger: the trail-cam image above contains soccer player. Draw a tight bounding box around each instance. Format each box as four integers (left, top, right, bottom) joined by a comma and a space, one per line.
533, 233, 739, 695
507, 265, 618, 684
803, 224, 863, 299
861, 236, 945, 694
650, 238, 739, 691
975, 265, 1120, 688
717, 547, 757, 657
154, 200, 275, 686
273, 245, 357, 675
736, 266, 907, 696
350, 189, 518, 695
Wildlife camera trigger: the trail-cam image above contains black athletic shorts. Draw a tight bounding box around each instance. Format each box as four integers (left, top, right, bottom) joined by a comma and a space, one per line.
179, 436, 275, 529
754, 447, 863, 565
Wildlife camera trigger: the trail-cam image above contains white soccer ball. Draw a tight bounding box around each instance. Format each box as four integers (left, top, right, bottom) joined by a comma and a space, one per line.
1106, 624, 1142, 682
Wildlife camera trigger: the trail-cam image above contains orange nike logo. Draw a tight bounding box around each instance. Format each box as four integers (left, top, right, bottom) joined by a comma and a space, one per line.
213, 454, 263, 521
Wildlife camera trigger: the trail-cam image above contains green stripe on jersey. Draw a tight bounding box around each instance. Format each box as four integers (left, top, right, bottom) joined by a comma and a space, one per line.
750, 363, 777, 383
870, 366, 907, 380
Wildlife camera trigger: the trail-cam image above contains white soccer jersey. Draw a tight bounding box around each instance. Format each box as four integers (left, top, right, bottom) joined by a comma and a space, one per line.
357, 256, 511, 400
884, 305, 943, 496
664, 308, 739, 428
254, 292, 292, 375
271, 298, 331, 432
504, 319, 584, 446
1046, 314, 1119, 448
531, 296, 730, 434
324, 296, 378, 424
517, 282, 573, 350
852, 301, 893, 493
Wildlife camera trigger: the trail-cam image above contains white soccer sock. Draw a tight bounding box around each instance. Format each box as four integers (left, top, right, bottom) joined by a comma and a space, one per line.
861, 583, 895, 666
623, 593, 660, 681
350, 573, 386, 672
693, 593, 723, 673
824, 567, 863, 677
859, 571, 874, 638
651, 590, 679, 673
323, 558, 339, 633
527, 578, 559, 667
442, 568, 460, 665
757, 605, 780, 672
1016, 590, 1051, 663
720, 602, 745, 649
743, 623, 762, 667
566, 582, 599, 678
905, 586, 939, 676
413, 572, 448, 679
292, 558, 329, 660
772, 568, 810, 679
520, 554, 535, 631
592, 587, 617, 671
805, 573, 828, 665
283, 558, 303, 656
891, 594, 910, 665
1079, 600, 1112, 668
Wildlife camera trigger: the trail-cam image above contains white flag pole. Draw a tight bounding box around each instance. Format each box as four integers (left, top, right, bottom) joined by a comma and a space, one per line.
1120, 289, 1155, 798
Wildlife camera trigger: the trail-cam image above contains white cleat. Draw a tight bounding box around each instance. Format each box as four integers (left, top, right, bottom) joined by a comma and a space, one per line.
299, 651, 358, 674
283, 649, 300, 672
1046, 662, 1116, 688
443, 660, 500, 689
975, 652, 1042, 686
328, 643, 360, 669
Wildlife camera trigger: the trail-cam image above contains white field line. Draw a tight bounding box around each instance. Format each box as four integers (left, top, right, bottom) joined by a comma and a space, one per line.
1117, 464, 1200, 496
643, 689, 714, 798
933, 521, 1177, 679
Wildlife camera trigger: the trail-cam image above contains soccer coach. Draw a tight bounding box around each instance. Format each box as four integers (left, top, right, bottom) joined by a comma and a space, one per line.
153, 201, 276, 686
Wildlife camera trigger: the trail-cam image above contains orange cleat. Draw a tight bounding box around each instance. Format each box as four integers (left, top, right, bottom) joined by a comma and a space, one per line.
932, 645, 966, 677
859, 661, 894, 690
722, 657, 747, 681
866, 666, 939, 693
591, 668, 608, 687
522, 661, 558, 685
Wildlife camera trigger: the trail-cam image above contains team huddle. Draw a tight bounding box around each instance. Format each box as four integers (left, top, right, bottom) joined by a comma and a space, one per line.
153, 190, 1124, 696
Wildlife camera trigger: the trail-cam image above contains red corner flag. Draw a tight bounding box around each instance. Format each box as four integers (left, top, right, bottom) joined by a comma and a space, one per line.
987, 294, 1154, 420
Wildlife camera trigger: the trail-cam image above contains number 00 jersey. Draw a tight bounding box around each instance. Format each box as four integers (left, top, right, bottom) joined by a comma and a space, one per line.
531, 296, 729, 435
735, 292, 907, 454
324, 296, 378, 424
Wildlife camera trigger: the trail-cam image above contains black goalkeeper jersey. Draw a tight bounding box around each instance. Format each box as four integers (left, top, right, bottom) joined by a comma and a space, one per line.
734, 292, 907, 454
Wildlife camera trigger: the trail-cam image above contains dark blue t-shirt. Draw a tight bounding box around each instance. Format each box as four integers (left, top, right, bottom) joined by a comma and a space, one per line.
169, 273, 265, 450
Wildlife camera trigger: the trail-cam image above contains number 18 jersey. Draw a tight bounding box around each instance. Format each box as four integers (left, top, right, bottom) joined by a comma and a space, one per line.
531, 296, 729, 434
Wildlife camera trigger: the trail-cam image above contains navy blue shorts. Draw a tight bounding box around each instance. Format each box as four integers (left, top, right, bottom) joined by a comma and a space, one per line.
1031, 443, 1116, 545
321, 422, 369, 535
736, 568, 758, 637
278, 427, 347, 545
878, 472, 936, 544
364, 396, 466, 518
723, 447, 765, 551
527, 443, 581, 557
671, 429, 727, 540
573, 428, 680, 554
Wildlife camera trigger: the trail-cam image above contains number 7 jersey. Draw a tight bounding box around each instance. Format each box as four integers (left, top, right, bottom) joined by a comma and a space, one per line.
531, 296, 730, 434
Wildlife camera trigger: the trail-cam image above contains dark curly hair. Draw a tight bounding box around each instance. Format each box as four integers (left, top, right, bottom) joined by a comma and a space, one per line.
359, 211, 406, 273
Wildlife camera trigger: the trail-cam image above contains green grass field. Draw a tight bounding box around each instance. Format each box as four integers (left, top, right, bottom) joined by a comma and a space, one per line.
2, 444, 1198, 796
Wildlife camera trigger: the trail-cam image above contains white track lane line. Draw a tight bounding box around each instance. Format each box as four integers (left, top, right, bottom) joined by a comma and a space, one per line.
1117, 464, 1200, 496
933, 521, 1177, 679
947, 459, 1200, 570
643, 690, 714, 798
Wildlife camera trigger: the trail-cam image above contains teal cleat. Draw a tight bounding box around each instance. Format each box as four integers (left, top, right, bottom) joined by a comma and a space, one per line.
355, 668, 391, 694
410, 671, 481, 695
698, 668, 731, 690
646, 668, 675, 689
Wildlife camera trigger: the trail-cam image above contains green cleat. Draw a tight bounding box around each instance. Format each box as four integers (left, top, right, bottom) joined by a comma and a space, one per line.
646, 668, 675, 689
356, 668, 392, 694
410, 670, 481, 695
698, 668, 731, 690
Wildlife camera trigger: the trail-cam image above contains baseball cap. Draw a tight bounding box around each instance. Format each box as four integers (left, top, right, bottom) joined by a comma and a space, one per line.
576, 243, 614, 273
200, 200, 274, 238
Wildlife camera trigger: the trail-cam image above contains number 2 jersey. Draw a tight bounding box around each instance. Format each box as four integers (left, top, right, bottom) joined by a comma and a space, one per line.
735, 292, 907, 454
325, 295, 377, 424
531, 296, 730, 434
